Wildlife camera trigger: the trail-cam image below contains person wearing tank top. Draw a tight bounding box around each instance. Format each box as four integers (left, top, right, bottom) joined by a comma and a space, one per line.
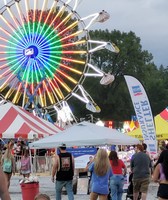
51, 144, 74, 200
153, 150, 168, 200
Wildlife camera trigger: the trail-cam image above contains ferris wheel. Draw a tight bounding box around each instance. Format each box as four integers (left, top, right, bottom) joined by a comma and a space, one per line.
0, 0, 119, 125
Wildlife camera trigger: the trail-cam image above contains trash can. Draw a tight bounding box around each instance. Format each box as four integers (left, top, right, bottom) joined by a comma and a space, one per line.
20, 182, 39, 200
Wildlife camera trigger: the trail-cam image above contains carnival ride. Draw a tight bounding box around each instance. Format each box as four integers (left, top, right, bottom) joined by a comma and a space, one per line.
0, 0, 119, 127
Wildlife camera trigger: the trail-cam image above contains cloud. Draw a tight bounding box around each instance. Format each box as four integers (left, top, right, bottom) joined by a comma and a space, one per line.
77, 0, 168, 66
0, 0, 167, 66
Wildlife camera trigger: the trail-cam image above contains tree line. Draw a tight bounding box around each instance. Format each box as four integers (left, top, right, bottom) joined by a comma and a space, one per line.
70, 29, 168, 122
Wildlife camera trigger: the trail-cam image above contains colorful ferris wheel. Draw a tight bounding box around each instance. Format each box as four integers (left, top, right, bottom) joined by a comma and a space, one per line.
0, 0, 119, 123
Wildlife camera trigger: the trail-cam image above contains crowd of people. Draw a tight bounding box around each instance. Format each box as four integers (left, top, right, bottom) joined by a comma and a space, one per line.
1, 140, 168, 200
0, 138, 51, 200
49, 142, 168, 200
0, 139, 31, 188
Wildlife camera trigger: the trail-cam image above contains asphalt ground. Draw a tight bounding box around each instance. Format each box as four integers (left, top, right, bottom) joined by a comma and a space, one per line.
9, 174, 158, 200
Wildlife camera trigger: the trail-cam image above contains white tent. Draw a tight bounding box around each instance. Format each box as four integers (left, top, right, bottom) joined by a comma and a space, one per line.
29, 121, 140, 149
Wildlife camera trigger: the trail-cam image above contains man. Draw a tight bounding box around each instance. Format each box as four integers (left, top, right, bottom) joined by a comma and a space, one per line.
131, 144, 152, 200
51, 144, 74, 200
142, 143, 153, 174
0, 167, 11, 200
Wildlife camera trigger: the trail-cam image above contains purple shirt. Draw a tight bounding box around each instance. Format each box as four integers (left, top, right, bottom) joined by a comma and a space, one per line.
159, 164, 166, 181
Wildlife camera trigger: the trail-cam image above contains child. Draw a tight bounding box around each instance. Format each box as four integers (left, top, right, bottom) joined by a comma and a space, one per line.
34, 193, 50, 200
20, 149, 31, 178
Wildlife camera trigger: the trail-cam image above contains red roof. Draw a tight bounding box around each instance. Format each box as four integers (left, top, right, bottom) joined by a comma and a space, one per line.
0, 103, 63, 139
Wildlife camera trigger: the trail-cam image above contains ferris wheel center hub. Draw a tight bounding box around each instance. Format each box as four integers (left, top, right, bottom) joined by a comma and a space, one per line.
0, 0, 111, 112
24, 45, 38, 58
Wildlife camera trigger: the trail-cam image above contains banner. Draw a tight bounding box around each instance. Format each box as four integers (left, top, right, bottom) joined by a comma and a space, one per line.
57, 147, 97, 168
124, 75, 157, 154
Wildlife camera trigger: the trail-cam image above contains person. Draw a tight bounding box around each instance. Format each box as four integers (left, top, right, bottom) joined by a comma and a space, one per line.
34, 193, 50, 200
20, 148, 31, 178
0, 166, 11, 200
142, 143, 154, 174
1, 140, 15, 189
88, 148, 113, 200
15, 140, 22, 156
153, 150, 168, 199
0, 148, 2, 165
142, 143, 149, 154
84, 156, 94, 195
154, 148, 168, 167
131, 144, 152, 200
36, 148, 47, 172
109, 150, 127, 200
160, 141, 167, 150
51, 143, 74, 200
87, 156, 94, 166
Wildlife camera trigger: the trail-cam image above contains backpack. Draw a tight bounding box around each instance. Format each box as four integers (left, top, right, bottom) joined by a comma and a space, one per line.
3, 158, 12, 173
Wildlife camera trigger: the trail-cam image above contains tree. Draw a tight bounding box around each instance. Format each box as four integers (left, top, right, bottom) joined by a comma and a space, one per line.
72, 29, 168, 121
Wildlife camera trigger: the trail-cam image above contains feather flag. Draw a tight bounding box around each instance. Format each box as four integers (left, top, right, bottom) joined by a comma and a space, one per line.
124, 75, 157, 155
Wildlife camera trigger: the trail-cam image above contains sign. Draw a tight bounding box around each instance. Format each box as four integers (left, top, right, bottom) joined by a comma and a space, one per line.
58, 148, 97, 169
124, 75, 157, 154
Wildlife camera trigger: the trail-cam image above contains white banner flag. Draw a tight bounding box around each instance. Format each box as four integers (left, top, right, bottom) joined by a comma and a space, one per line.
124, 75, 157, 154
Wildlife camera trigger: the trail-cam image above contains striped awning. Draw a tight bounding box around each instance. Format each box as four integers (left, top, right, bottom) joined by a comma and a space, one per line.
0, 103, 63, 139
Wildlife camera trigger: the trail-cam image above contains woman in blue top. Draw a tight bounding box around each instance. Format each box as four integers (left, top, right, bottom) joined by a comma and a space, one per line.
88, 149, 113, 200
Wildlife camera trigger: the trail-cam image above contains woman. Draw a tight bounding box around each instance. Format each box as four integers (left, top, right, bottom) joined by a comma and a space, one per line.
153, 150, 168, 200
20, 148, 31, 178
88, 148, 113, 200
0, 166, 11, 200
1, 141, 15, 189
109, 150, 127, 200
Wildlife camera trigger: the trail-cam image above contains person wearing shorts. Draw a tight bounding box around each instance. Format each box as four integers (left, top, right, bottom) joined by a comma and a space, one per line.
157, 184, 168, 199
131, 144, 152, 200
132, 177, 150, 193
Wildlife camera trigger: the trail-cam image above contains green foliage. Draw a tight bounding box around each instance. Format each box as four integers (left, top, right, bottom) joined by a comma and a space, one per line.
73, 29, 168, 121
1, 29, 167, 123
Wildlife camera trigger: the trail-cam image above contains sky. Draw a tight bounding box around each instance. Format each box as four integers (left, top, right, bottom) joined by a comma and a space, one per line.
0, 0, 167, 67
77, 0, 168, 67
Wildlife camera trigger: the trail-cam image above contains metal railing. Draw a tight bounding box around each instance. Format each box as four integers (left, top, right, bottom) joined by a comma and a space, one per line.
14, 155, 54, 174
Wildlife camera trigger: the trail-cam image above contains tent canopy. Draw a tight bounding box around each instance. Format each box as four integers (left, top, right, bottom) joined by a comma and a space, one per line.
127, 114, 168, 140
0, 103, 63, 139
29, 121, 140, 149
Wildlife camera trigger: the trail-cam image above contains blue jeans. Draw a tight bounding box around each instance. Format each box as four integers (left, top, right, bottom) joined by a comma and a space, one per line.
55, 180, 74, 200
110, 175, 124, 200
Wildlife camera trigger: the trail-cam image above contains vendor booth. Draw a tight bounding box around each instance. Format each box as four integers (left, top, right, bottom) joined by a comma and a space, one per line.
0, 103, 63, 139
128, 114, 168, 140
29, 121, 140, 149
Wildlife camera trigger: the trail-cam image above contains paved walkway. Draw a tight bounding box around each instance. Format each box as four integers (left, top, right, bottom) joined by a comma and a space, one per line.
9, 175, 158, 200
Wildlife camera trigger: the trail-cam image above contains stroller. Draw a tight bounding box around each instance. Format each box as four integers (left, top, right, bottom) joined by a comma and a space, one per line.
126, 173, 141, 200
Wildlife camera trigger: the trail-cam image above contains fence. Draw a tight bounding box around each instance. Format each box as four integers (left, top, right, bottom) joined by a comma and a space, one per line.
15, 155, 54, 174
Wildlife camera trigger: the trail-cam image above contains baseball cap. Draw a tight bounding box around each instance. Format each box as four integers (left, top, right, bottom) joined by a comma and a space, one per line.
59, 143, 66, 148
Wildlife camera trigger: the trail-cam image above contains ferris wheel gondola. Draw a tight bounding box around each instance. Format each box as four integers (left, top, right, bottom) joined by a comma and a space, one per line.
0, 0, 119, 125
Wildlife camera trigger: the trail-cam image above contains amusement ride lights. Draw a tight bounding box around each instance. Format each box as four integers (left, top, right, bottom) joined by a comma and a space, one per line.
0, 0, 119, 125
